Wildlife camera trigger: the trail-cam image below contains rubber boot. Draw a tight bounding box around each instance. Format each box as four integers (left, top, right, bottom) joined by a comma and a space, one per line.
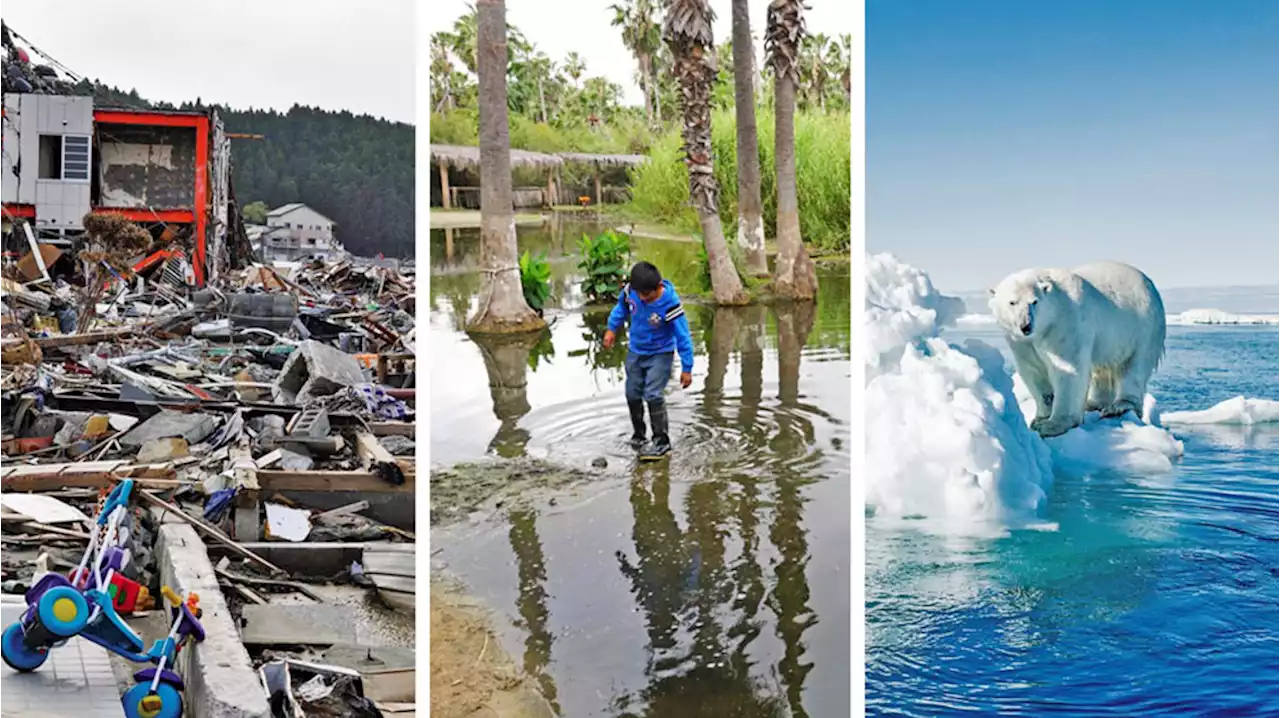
639, 400, 671, 460
628, 399, 647, 447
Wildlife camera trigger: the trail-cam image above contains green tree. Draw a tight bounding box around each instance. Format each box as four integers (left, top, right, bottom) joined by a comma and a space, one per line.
730, 0, 768, 276
242, 200, 268, 224
766, 0, 818, 300
468, 0, 545, 334
611, 0, 662, 126
663, 0, 746, 305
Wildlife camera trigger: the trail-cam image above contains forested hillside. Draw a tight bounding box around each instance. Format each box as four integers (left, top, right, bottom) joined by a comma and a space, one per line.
78, 81, 414, 259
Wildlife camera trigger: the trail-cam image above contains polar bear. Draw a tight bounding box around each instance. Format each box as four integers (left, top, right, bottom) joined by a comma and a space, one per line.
989, 261, 1166, 438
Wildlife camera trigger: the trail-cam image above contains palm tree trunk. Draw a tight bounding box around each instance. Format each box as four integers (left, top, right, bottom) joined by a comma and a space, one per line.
652, 68, 662, 123
766, 0, 817, 301
731, 0, 768, 277
537, 76, 548, 123
468, 0, 545, 334
641, 54, 655, 126
665, 0, 747, 306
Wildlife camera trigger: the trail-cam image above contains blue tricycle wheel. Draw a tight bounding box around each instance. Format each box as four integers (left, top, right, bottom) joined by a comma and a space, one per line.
2, 622, 48, 672
122, 681, 184, 718
36, 585, 90, 638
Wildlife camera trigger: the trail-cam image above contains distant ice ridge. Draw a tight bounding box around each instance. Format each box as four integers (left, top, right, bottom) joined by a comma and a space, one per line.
1166, 309, 1280, 325
866, 254, 1188, 529
957, 309, 1279, 326
1163, 397, 1280, 425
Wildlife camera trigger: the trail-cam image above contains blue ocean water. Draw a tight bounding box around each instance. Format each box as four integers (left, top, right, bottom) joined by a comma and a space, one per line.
867, 326, 1279, 716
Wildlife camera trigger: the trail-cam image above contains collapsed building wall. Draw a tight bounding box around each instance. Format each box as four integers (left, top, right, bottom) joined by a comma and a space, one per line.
97, 123, 197, 209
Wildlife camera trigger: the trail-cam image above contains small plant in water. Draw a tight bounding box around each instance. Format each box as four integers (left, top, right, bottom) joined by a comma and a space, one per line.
519, 250, 552, 316
577, 230, 631, 303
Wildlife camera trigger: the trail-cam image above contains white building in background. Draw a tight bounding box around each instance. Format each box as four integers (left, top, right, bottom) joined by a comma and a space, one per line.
256, 203, 343, 262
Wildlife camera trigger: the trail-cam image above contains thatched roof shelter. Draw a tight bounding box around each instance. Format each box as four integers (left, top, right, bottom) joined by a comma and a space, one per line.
429, 144, 564, 171
556, 152, 648, 168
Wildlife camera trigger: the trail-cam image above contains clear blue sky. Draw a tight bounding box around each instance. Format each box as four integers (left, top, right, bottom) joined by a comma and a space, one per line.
867, 0, 1278, 291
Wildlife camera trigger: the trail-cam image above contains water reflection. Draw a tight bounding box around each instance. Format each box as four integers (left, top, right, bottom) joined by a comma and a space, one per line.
431, 224, 849, 716
508, 508, 561, 714
473, 332, 540, 458
606, 303, 826, 717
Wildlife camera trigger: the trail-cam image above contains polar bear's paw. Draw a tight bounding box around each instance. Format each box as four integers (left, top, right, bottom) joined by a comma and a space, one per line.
1036, 417, 1079, 438
1099, 398, 1141, 419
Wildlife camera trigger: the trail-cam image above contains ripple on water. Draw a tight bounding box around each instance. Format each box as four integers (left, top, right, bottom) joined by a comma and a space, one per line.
869, 327, 1279, 716
430, 266, 853, 718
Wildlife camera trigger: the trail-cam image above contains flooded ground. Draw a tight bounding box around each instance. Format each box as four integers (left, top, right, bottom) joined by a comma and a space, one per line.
429, 219, 851, 717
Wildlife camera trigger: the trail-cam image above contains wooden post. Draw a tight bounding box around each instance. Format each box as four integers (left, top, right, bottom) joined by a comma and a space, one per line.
546, 169, 555, 208
439, 161, 452, 210
594, 167, 602, 205
445, 227, 454, 261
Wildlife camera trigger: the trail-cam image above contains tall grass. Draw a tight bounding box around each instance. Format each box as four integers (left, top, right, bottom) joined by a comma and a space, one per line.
625, 109, 851, 252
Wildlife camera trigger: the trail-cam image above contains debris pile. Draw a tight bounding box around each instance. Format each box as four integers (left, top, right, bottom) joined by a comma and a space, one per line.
2, 216, 417, 715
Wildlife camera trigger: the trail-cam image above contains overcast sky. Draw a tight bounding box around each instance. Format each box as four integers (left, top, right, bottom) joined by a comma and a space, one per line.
3, 0, 414, 124
425, 0, 854, 107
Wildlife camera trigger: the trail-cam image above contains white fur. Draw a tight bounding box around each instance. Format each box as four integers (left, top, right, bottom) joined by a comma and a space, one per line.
989, 261, 1166, 437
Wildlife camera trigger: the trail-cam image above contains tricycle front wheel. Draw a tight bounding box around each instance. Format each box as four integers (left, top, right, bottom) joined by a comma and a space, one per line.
1, 622, 49, 672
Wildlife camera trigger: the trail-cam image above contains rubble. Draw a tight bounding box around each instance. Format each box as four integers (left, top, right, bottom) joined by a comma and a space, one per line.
2, 212, 418, 714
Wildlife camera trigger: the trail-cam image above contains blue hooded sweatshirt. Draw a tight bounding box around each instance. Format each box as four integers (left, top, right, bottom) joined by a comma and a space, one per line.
607, 279, 695, 372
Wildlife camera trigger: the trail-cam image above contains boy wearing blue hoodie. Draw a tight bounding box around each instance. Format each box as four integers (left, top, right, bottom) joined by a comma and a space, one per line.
603, 261, 694, 460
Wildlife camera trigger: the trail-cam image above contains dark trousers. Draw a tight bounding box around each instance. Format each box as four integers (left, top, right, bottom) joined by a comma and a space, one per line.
625, 351, 674, 403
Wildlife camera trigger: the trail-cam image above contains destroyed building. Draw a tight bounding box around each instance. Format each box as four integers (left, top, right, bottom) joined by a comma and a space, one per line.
2, 22, 418, 716
2, 94, 237, 286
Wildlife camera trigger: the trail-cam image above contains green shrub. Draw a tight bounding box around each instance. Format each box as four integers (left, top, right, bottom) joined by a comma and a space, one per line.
625, 109, 851, 252
519, 250, 552, 314
429, 109, 479, 145
577, 229, 631, 303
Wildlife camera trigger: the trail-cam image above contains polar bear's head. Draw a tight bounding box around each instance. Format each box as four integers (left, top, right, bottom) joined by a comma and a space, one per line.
989, 270, 1057, 339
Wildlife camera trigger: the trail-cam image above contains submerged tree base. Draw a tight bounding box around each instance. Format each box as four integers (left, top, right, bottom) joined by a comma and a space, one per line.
466, 314, 548, 335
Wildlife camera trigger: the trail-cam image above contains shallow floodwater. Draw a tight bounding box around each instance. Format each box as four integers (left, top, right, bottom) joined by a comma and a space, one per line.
867, 325, 1279, 716
430, 221, 851, 717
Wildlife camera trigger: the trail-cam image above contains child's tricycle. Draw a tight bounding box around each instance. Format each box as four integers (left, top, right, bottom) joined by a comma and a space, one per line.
1, 479, 207, 718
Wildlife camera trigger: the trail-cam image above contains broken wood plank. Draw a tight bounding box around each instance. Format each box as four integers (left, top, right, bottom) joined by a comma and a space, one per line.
138, 491, 283, 575
214, 567, 326, 604
1, 472, 181, 493
21, 522, 90, 540
368, 422, 414, 437
33, 328, 135, 349
355, 432, 395, 469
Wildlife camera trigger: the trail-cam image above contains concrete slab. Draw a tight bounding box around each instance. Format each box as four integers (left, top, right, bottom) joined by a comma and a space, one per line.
274, 340, 365, 404
0, 597, 121, 717
239, 605, 358, 646
120, 410, 219, 449
155, 523, 272, 718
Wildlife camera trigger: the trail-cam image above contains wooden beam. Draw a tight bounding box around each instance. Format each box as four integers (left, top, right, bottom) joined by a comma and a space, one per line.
230, 447, 261, 542
138, 491, 283, 575
439, 161, 452, 210
33, 328, 134, 349
256, 470, 414, 494
1, 464, 177, 492
369, 422, 415, 438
